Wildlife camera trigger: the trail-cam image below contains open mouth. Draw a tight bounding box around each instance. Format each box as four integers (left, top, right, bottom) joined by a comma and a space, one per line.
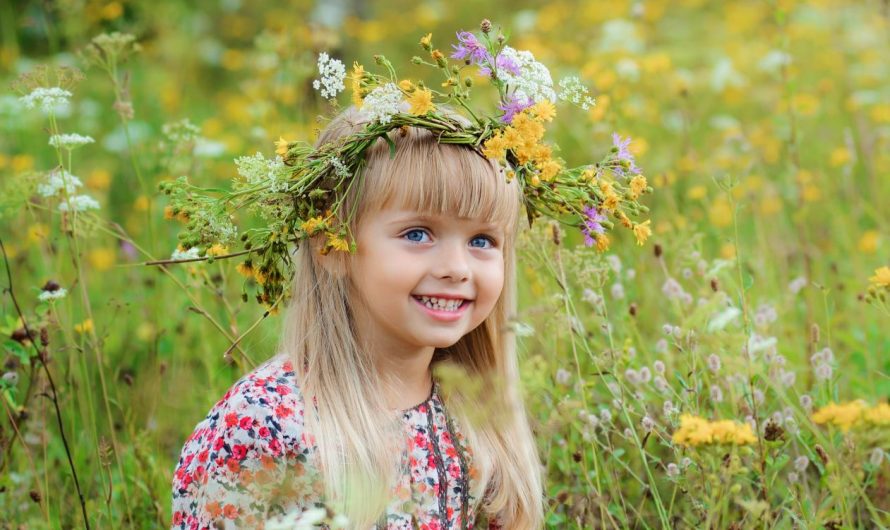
411, 296, 471, 313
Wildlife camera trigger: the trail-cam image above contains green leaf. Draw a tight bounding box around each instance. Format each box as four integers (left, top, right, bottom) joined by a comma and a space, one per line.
3, 339, 30, 366
383, 132, 397, 159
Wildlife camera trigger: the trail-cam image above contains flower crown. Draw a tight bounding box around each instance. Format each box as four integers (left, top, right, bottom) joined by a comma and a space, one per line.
158, 19, 654, 312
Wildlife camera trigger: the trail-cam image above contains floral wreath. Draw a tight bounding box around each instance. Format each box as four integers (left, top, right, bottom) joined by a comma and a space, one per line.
158, 19, 654, 312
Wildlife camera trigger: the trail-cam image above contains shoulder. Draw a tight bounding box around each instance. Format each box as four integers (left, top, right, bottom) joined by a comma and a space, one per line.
172, 355, 319, 529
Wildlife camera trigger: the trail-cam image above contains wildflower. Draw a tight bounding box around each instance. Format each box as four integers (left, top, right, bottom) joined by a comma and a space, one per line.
361, 83, 403, 125
606, 254, 622, 273
580, 205, 606, 247
625, 368, 640, 385
599, 409, 612, 423
557, 76, 595, 110
235, 260, 253, 277
37, 169, 83, 198
407, 87, 434, 115
632, 220, 651, 246
655, 339, 668, 354
814, 363, 833, 381
629, 175, 648, 199
799, 394, 813, 412
672, 414, 758, 447
666, 463, 680, 478
681, 457, 692, 468
793, 456, 809, 472
710, 385, 723, 403
58, 195, 100, 212
585, 412, 599, 429
787, 471, 799, 484
498, 94, 534, 124
610, 283, 625, 300
811, 401, 867, 432
38, 285, 68, 302
555, 368, 571, 385
752, 388, 764, 405
788, 276, 808, 294
495, 46, 556, 103
74, 319, 94, 334
419, 33, 433, 51
610, 133, 642, 177
450, 31, 490, 66
19, 87, 72, 113
864, 403, 890, 425
663, 400, 676, 416
779, 369, 796, 387
653, 375, 669, 393
638, 366, 652, 383
707, 354, 721, 373
312, 52, 346, 100
48, 133, 94, 150
275, 137, 289, 157
350, 62, 366, 108
661, 278, 686, 300
870, 266, 890, 288
641, 415, 656, 432
171, 246, 201, 261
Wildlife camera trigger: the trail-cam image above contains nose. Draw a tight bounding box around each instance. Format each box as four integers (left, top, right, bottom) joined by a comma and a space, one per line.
433, 238, 470, 282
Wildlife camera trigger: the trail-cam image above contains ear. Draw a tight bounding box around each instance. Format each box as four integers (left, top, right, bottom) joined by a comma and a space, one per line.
309, 234, 349, 280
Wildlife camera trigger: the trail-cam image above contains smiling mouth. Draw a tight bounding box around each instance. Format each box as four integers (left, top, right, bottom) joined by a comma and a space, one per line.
411, 295, 471, 312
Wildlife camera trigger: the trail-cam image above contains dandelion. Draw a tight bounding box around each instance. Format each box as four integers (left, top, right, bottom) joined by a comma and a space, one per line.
274, 137, 289, 157
312, 52, 346, 100
48, 133, 94, 150
632, 220, 652, 246
557, 76, 595, 110
19, 87, 72, 113
407, 87, 434, 115
707, 354, 721, 373
58, 195, 100, 212
361, 83, 403, 125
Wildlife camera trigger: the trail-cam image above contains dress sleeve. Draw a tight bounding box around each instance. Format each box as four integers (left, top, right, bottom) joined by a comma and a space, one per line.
171, 369, 319, 529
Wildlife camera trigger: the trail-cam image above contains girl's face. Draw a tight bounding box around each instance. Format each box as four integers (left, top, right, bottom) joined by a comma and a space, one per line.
346, 206, 506, 357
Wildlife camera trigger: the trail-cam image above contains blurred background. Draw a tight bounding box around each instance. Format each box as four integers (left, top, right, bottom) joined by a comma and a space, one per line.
1, 0, 889, 527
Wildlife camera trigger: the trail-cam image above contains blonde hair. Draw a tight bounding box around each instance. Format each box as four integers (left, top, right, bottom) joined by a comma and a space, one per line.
277, 106, 543, 528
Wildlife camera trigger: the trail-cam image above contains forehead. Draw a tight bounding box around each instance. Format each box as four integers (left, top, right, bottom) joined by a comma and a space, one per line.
380, 209, 504, 231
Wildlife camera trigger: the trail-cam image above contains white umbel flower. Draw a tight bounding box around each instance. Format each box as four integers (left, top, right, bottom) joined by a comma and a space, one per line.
557, 76, 596, 110
361, 83, 403, 124
48, 134, 95, 150
312, 52, 346, 99
37, 169, 83, 198
171, 247, 201, 261
38, 287, 68, 302
498, 46, 556, 103
19, 87, 73, 113
58, 194, 100, 212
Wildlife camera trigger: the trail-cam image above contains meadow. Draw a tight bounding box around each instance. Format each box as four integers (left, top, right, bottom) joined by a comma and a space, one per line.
1, 0, 889, 528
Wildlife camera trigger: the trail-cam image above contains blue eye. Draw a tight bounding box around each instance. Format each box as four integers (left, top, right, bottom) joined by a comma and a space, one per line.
471, 235, 496, 249
402, 228, 498, 249
404, 228, 430, 243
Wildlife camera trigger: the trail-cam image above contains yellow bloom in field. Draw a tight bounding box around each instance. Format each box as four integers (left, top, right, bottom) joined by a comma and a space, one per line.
27, 223, 49, 244
858, 231, 880, 253
134, 195, 149, 212
672, 414, 757, 447
235, 260, 253, 278
300, 216, 325, 236
829, 147, 852, 167
538, 159, 561, 182
633, 219, 652, 246
407, 87, 434, 115
482, 132, 507, 160
870, 266, 890, 288
351, 62, 366, 108
327, 232, 350, 252
864, 403, 890, 426
811, 401, 867, 432
531, 100, 556, 122
399, 79, 415, 92
206, 244, 229, 257
419, 33, 433, 50
708, 197, 733, 228
629, 175, 647, 199
88, 248, 116, 272
74, 319, 94, 334
275, 137, 289, 157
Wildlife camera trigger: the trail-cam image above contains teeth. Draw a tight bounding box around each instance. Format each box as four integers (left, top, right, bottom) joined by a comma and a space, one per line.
417, 296, 464, 312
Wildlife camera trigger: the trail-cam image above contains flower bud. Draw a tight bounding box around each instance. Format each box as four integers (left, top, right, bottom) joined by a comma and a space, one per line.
411, 56, 423, 64
481, 19, 492, 34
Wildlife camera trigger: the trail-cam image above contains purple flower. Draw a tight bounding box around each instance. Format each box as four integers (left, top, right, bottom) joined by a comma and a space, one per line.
611, 133, 641, 177
581, 205, 606, 247
480, 53, 522, 78
498, 94, 534, 124
451, 31, 491, 66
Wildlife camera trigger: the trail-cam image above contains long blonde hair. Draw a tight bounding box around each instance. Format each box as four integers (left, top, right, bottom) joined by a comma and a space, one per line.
277, 106, 543, 528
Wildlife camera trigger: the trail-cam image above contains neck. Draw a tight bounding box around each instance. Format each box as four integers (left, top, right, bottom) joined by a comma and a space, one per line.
376, 346, 436, 411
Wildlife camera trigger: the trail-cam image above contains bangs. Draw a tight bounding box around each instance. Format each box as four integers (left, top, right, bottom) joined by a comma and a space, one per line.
350, 127, 523, 238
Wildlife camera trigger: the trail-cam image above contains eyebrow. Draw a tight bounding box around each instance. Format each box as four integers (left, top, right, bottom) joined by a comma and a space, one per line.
388, 214, 504, 233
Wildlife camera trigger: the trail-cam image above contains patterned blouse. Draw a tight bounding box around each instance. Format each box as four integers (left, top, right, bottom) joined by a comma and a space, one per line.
171, 355, 503, 529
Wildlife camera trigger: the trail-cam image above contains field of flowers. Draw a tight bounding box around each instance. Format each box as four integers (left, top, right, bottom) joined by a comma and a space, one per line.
2, 0, 889, 528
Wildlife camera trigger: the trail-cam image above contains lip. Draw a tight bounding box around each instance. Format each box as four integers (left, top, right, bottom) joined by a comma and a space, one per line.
411, 295, 471, 322
413, 293, 472, 300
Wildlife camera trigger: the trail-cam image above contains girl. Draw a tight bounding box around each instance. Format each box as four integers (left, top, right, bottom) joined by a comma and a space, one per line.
171, 106, 544, 529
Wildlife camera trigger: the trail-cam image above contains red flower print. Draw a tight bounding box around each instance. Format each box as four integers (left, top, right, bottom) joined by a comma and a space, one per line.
274, 403, 293, 418
258, 426, 271, 438
224, 412, 238, 428
276, 384, 291, 395
222, 503, 238, 519
239, 416, 253, 430
231, 444, 248, 460
197, 449, 209, 463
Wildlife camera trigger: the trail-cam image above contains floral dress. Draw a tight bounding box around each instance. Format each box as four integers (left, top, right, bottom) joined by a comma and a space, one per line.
171, 355, 503, 529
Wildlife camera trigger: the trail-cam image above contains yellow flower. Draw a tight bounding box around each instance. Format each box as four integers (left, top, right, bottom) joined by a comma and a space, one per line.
235, 260, 253, 278
163, 205, 175, 220
420, 33, 433, 50
633, 219, 652, 246
74, 319, 94, 334
858, 230, 880, 253
602, 193, 620, 212
206, 244, 229, 257
300, 216, 325, 236
254, 268, 268, 285
407, 87, 434, 115
811, 401, 867, 432
869, 266, 890, 289
399, 79, 415, 92
538, 159, 561, 182
327, 232, 350, 252
864, 403, 890, 426
530, 100, 556, 122
275, 137, 289, 157
629, 175, 648, 199
672, 414, 757, 447
88, 248, 116, 272
595, 233, 610, 252
482, 132, 507, 160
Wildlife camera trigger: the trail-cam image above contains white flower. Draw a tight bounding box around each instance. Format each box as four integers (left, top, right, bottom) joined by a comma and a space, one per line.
38, 287, 68, 302
638, 366, 652, 383
557, 76, 595, 110
870, 448, 885, 467
653, 360, 665, 374
48, 133, 95, 150
58, 194, 100, 212
234, 152, 290, 193
788, 276, 808, 294
610, 283, 625, 299
793, 456, 809, 472
498, 46, 556, 103
330, 157, 351, 178
710, 384, 723, 403
555, 368, 571, 385
666, 463, 680, 478
193, 138, 226, 158
707, 354, 721, 373
312, 52, 346, 100
171, 247, 201, 261
641, 415, 656, 432
37, 169, 83, 198
361, 83, 403, 124
19, 87, 73, 113
814, 362, 833, 381
605, 254, 622, 273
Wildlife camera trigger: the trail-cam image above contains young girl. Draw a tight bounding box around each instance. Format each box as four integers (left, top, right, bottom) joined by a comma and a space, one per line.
171, 106, 544, 529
